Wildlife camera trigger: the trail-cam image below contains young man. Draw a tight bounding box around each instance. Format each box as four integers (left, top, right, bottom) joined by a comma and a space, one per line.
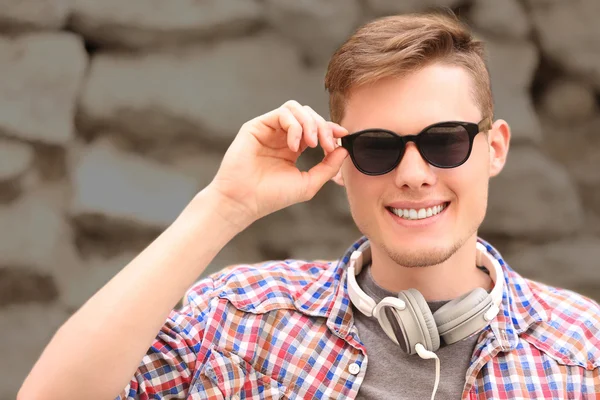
20, 11, 600, 400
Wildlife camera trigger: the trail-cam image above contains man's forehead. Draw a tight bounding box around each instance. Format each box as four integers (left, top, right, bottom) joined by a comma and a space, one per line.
341, 69, 481, 133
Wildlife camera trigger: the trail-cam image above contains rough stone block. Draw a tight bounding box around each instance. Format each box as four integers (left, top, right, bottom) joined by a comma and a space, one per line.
506, 237, 600, 301
528, 0, 600, 89
0, 138, 34, 202
57, 251, 135, 311
365, 0, 462, 15
470, 0, 530, 40
254, 201, 361, 260
485, 38, 542, 143
0, 304, 70, 400
201, 227, 266, 278
481, 145, 584, 239
264, 0, 361, 63
539, 79, 598, 123
493, 90, 542, 144
70, 140, 199, 233
140, 137, 225, 190
0, 193, 73, 273
70, 0, 264, 48
0, 32, 87, 145
78, 34, 330, 145
0, 0, 70, 31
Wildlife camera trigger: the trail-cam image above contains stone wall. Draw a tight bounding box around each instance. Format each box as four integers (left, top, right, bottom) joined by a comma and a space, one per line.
1, 0, 599, 397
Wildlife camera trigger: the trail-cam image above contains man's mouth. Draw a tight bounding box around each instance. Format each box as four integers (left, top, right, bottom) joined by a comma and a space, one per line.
386, 202, 449, 221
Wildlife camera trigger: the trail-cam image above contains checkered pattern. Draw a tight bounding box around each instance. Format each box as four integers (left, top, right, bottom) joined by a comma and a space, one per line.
118, 237, 600, 399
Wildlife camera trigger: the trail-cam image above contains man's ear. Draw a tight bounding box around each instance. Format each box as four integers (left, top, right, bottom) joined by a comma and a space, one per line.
488, 119, 511, 177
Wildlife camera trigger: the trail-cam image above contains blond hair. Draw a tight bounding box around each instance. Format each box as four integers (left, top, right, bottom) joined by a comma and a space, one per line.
325, 11, 493, 124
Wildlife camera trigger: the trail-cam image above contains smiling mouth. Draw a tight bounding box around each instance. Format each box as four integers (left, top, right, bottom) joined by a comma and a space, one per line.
386, 202, 450, 221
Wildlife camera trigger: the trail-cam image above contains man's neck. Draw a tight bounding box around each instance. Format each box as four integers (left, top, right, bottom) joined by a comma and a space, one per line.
368, 235, 494, 301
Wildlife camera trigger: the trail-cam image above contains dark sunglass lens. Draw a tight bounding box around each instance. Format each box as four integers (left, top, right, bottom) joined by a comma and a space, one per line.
420, 125, 470, 167
353, 131, 401, 174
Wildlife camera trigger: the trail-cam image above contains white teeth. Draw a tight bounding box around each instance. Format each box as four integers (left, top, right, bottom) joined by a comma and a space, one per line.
390, 203, 447, 220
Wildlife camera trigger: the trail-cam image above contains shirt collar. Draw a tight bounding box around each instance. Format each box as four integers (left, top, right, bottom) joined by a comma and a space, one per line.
291, 237, 367, 339
478, 238, 551, 350
311, 236, 552, 349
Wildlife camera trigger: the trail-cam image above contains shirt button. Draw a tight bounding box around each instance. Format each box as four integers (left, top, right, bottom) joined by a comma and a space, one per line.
348, 362, 361, 375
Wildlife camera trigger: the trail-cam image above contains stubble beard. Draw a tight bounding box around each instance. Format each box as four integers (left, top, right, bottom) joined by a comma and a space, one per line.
355, 213, 482, 268
380, 239, 463, 268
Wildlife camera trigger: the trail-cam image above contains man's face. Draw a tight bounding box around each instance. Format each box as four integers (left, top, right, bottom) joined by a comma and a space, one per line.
338, 63, 504, 268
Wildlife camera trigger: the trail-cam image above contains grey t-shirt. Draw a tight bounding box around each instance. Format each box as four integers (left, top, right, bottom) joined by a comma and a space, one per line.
353, 266, 479, 400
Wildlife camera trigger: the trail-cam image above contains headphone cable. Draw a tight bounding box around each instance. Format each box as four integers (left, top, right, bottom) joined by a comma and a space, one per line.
415, 343, 440, 400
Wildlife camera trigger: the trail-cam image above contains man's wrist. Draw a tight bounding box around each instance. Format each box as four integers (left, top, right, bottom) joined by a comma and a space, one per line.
179, 185, 256, 236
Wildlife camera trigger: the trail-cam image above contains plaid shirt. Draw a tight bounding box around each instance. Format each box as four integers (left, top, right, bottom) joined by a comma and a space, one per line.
119, 237, 600, 399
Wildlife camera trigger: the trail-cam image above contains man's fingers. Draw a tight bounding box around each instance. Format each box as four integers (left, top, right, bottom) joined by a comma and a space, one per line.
321, 122, 349, 155
328, 122, 349, 138
283, 101, 317, 149
304, 105, 334, 153
277, 106, 303, 152
304, 147, 348, 199
258, 107, 303, 152
255, 102, 347, 154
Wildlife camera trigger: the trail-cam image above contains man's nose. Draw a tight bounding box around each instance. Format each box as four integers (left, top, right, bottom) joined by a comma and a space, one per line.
393, 142, 437, 189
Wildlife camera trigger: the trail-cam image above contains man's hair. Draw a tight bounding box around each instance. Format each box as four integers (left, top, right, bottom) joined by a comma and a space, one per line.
325, 10, 493, 124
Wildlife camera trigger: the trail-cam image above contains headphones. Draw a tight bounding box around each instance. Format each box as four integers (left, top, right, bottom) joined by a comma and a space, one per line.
347, 241, 503, 356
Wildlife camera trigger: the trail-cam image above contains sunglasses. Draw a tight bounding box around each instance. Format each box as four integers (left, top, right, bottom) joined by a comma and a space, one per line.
338, 118, 491, 175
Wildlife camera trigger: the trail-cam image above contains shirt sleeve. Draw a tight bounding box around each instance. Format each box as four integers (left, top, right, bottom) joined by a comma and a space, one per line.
116, 276, 219, 400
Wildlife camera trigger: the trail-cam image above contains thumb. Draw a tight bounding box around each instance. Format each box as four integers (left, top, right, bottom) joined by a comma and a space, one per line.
304, 147, 348, 199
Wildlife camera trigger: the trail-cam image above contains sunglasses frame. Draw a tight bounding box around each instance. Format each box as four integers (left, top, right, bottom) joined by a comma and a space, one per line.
339, 118, 491, 176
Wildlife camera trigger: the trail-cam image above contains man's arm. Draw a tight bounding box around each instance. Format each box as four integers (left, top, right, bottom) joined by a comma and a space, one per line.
18, 101, 349, 400
18, 188, 246, 400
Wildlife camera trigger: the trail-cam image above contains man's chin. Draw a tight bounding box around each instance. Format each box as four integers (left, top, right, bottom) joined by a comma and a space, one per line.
392, 254, 452, 268
383, 243, 458, 268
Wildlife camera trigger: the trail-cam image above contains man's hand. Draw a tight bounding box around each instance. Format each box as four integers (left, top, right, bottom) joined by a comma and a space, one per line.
209, 100, 349, 225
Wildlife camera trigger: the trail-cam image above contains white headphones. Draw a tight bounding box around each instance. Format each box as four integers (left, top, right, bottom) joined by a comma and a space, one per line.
347, 241, 503, 355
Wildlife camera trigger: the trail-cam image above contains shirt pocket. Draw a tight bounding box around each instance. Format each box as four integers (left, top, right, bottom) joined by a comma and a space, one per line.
202, 347, 288, 400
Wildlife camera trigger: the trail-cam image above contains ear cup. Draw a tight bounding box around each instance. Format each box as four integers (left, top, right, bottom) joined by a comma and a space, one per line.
397, 289, 440, 353
433, 287, 492, 344
383, 306, 410, 353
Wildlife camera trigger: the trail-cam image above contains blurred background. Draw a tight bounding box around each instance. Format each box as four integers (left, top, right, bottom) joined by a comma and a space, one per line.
1, 0, 599, 397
